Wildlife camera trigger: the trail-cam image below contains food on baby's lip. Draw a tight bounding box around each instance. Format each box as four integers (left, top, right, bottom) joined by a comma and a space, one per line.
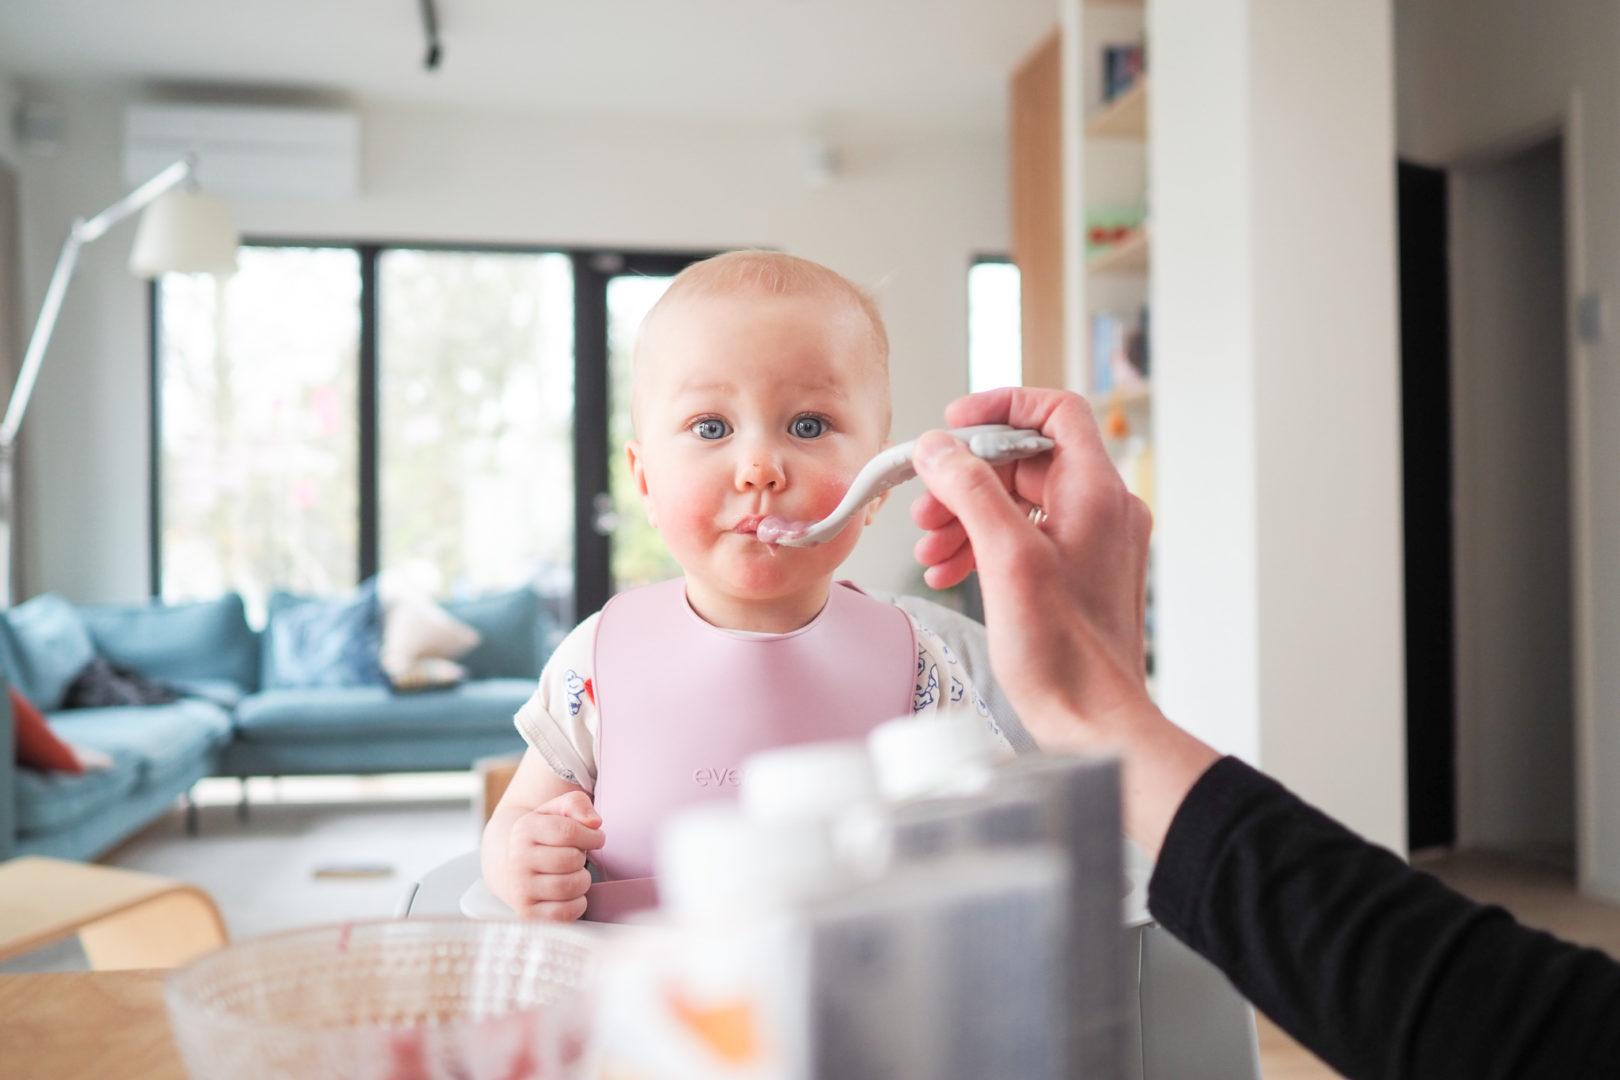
755, 516, 810, 545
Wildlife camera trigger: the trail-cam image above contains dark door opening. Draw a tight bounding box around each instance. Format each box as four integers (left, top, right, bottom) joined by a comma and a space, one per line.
1399, 159, 1457, 852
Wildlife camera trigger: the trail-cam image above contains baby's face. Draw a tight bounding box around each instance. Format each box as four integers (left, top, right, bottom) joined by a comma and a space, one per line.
628, 291, 890, 612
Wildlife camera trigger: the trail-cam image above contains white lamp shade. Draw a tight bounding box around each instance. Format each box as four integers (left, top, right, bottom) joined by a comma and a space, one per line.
128, 188, 240, 277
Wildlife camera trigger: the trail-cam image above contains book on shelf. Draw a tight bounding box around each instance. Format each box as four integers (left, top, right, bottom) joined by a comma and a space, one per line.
1089, 305, 1152, 397
1085, 207, 1147, 256
1102, 43, 1146, 104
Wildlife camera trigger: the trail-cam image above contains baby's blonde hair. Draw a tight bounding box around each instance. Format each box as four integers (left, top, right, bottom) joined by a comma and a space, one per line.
632, 250, 892, 431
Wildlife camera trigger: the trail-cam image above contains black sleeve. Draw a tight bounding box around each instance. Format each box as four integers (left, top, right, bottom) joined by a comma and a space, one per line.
1147, 756, 1620, 1079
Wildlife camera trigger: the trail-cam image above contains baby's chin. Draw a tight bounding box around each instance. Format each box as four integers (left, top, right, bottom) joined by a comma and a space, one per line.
713, 533, 858, 595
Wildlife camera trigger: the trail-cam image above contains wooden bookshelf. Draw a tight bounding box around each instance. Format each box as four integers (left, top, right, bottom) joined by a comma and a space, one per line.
1085, 77, 1148, 139
1086, 228, 1150, 275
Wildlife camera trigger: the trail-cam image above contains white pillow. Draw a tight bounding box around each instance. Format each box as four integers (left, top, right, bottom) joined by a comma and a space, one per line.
388, 656, 469, 693
380, 594, 481, 680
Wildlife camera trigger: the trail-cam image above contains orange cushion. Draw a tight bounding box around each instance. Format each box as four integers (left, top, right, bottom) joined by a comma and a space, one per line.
10, 686, 84, 773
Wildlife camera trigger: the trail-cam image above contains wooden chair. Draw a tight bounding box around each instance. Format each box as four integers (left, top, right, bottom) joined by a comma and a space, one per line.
0, 856, 227, 970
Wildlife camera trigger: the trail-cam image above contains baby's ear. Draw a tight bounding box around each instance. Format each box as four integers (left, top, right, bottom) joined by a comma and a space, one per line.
862, 488, 890, 526
861, 438, 893, 526
625, 441, 657, 528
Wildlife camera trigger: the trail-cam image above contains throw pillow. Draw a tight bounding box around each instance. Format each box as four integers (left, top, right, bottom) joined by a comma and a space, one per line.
78, 593, 260, 692
262, 580, 388, 690
61, 657, 181, 709
443, 587, 544, 679
5, 594, 98, 711
379, 594, 482, 681
389, 656, 469, 693
10, 686, 83, 773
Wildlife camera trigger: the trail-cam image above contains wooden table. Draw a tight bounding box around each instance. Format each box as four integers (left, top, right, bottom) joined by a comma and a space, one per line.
0, 970, 185, 1079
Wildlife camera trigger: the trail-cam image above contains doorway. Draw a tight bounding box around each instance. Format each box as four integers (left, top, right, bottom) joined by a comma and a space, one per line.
1398, 160, 1456, 852
1449, 136, 1577, 872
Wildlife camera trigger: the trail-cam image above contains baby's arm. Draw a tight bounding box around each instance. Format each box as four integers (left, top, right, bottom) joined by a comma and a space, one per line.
480, 749, 604, 922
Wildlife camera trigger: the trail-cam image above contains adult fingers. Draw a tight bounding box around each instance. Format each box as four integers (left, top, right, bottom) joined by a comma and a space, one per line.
913, 517, 969, 567
923, 543, 979, 590
911, 431, 1031, 549
911, 489, 960, 531
944, 389, 1117, 511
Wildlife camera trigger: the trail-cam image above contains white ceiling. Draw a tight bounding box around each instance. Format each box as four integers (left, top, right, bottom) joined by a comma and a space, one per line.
0, 0, 1057, 130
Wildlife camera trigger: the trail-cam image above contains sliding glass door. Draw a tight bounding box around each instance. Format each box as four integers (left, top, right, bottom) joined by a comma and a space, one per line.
152, 243, 709, 622
377, 249, 575, 599
155, 246, 362, 612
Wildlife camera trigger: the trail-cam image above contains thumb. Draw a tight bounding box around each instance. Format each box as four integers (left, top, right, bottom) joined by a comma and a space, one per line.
912, 430, 1029, 541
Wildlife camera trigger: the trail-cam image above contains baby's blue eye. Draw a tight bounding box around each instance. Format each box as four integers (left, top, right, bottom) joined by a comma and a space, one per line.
692, 418, 731, 440
791, 415, 827, 439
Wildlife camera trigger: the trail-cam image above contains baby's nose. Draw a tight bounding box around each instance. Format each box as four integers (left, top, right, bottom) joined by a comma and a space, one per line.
737, 457, 786, 491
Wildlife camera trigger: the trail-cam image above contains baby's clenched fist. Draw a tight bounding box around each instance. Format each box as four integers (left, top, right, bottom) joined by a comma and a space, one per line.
498, 790, 604, 922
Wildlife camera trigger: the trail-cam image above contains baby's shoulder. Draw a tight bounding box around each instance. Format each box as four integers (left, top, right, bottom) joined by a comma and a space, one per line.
539, 611, 602, 679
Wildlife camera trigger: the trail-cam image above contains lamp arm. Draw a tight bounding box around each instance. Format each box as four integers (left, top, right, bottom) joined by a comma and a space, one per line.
0, 157, 195, 448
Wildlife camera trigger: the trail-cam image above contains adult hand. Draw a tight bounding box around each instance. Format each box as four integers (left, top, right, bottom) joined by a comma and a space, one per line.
498, 790, 604, 922
911, 388, 1218, 851
911, 388, 1153, 747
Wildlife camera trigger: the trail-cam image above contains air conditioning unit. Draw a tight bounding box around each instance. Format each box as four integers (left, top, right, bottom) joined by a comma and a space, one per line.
124, 102, 360, 201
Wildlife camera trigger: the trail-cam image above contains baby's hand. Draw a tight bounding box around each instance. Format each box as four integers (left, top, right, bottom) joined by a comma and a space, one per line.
500, 791, 604, 922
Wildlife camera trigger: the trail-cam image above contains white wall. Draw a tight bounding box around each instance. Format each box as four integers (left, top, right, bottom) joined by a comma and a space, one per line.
1152, 0, 1408, 852
1397, 0, 1620, 898
1450, 140, 1575, 858
12, 82, 1009, 604
0, 76, 17, 166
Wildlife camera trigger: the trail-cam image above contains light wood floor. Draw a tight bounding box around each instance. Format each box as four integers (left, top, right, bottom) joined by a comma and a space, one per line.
1256, 850, 1620, 1078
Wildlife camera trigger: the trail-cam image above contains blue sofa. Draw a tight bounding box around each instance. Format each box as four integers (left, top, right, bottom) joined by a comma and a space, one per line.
0, 589, 559, 862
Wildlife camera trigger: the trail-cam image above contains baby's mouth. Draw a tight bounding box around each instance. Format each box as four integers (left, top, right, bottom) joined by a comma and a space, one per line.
732, 515, 766, 535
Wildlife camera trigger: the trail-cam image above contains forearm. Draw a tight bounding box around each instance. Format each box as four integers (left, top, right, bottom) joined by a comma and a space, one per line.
1149, 758, 1620, 1078
1042, 698, 1220, 858
480, 803, 532, 904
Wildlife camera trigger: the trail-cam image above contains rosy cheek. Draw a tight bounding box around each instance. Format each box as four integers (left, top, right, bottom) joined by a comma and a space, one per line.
662, 498, 720, 543
801, 473, 855, 520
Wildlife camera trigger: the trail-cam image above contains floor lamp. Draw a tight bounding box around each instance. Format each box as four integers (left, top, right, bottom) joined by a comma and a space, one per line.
2, 156, 239, 607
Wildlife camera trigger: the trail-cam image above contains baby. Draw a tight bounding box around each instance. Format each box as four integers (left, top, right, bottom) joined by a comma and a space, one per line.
481, 251, 1005, 920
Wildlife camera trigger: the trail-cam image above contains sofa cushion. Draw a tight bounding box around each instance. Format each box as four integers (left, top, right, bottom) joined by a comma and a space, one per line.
14, 750, 141, 834
47, 699, 232, 788
5, 594, 98, 710
263, 582, 388, 689
443, 588, 545, 679
79, 593, 260, 691
168, 677, 247, 711
234, 679, 535, 742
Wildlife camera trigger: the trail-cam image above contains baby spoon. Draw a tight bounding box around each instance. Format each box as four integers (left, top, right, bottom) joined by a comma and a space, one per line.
757, 424, 1054, 547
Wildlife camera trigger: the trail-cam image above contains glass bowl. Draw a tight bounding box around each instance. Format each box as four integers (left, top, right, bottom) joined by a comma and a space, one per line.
164, 919, 596, 1079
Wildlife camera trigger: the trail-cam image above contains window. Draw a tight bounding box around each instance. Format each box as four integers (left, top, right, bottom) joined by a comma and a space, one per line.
156, 247, 362, 615
153, 243, 711, 619
968, 258, 1023, 393
377, 250, 575, 598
